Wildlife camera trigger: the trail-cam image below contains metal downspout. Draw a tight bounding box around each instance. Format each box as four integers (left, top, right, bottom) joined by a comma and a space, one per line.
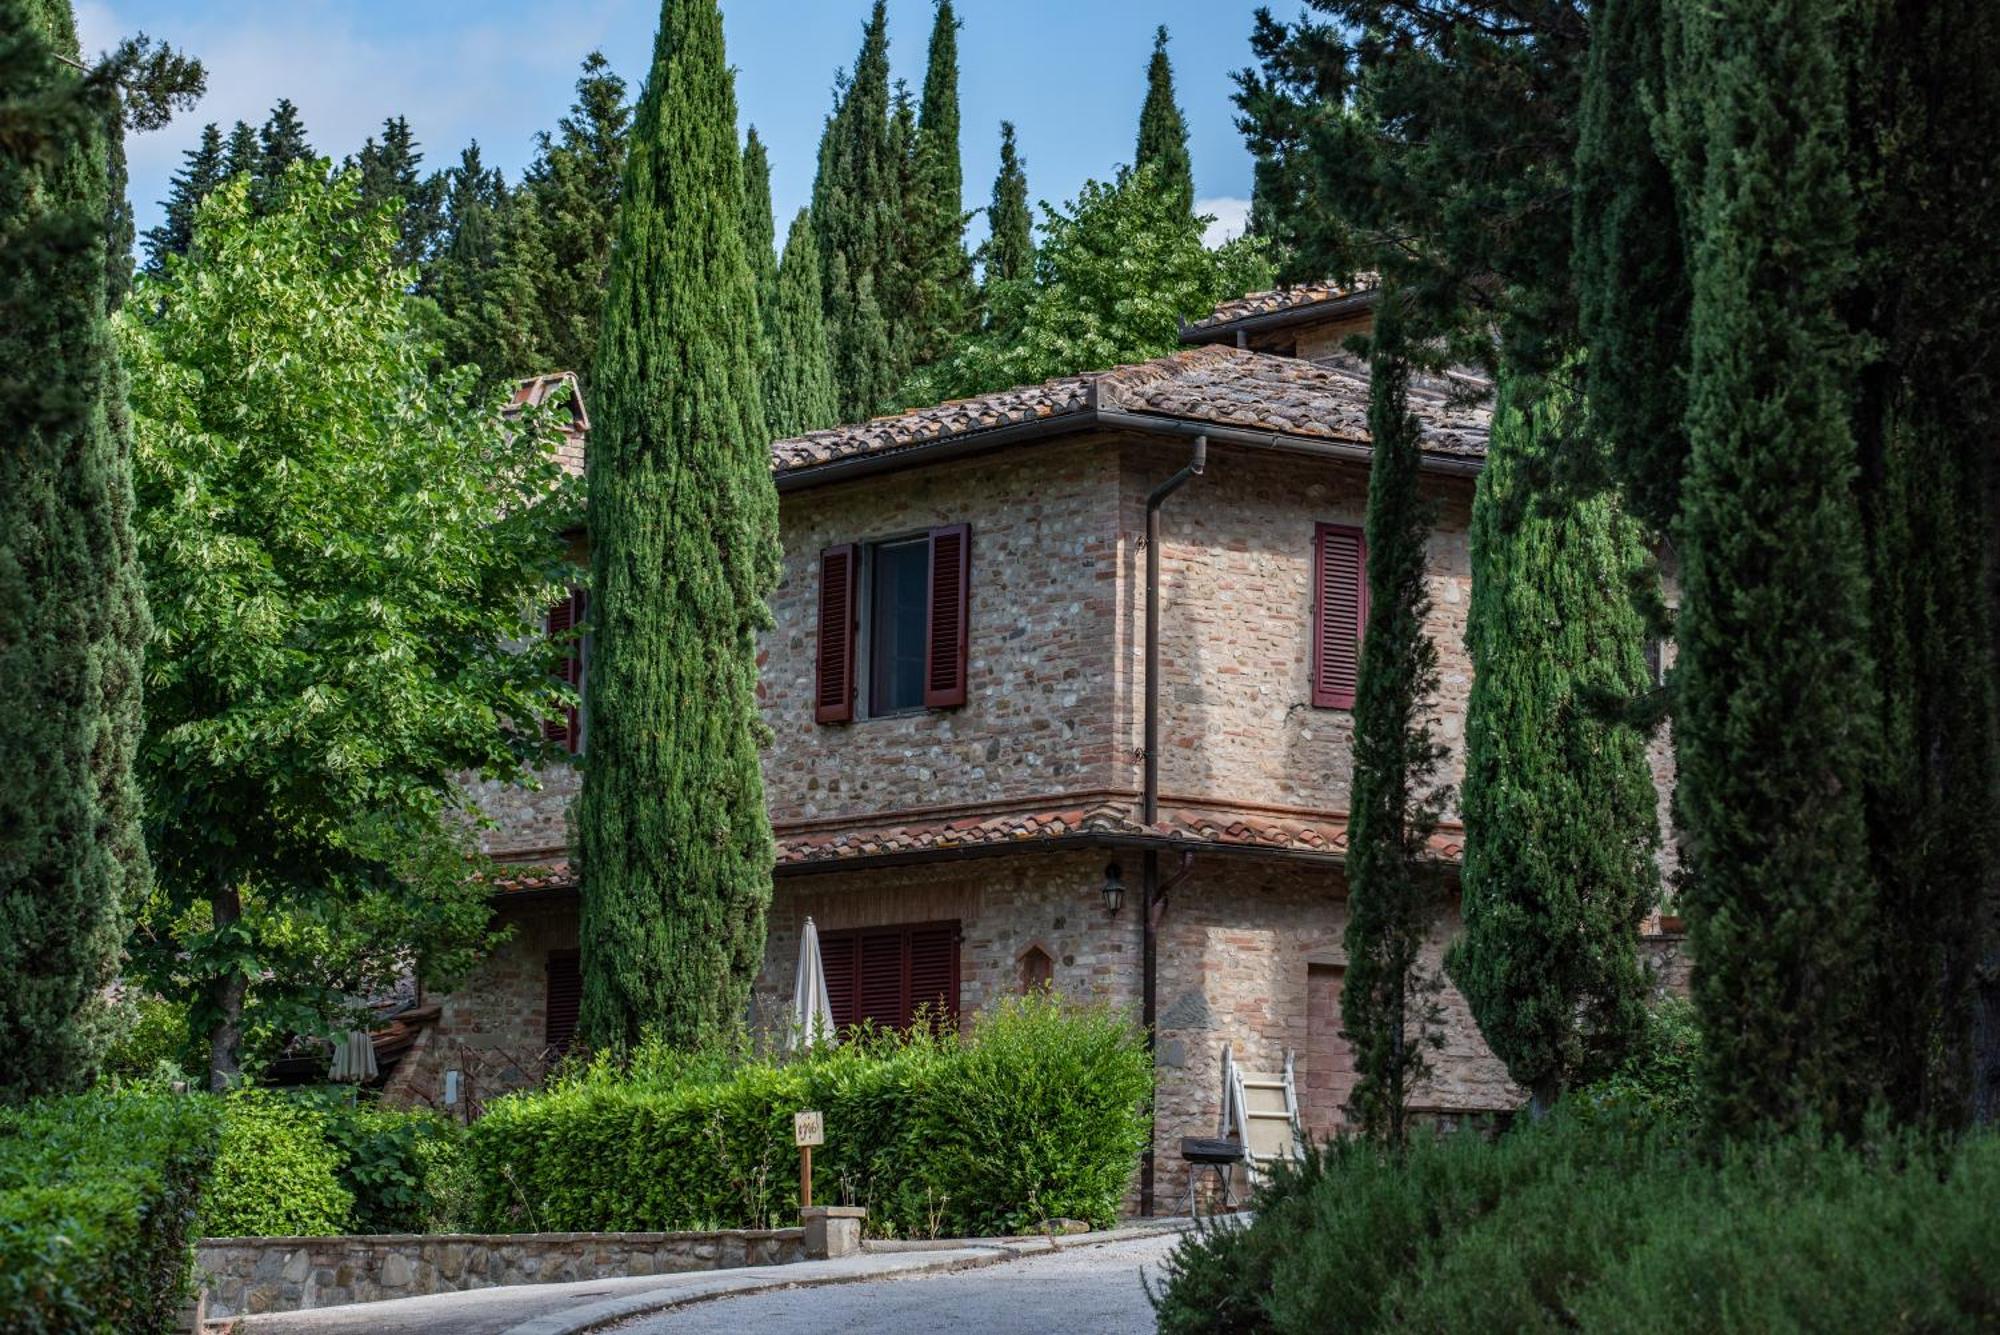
1138, 434, 1205, 1215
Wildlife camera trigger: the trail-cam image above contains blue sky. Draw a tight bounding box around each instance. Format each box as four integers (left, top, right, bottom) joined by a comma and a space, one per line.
81, 1, 1274, 253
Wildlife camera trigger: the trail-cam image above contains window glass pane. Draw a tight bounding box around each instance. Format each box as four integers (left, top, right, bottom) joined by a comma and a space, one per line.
870, 539, 929, 713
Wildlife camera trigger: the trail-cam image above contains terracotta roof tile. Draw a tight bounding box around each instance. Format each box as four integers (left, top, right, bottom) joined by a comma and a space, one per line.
509, 372, 589, 479
1181, 279, 1378, 335
769, 345, 1488, 478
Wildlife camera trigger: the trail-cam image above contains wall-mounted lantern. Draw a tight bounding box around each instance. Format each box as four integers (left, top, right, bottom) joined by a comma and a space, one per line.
1102, 861, 1125, 916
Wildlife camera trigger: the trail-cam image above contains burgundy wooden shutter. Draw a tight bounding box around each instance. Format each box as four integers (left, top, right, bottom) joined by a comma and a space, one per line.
545, 950, 582, 1053
1312, 523, 1367, 709
907, 923, 961, 1031
923, 524, 970, 708
815, 544, 858, 724
821, 931, 858, 1029
818, 923, 961, 1033
544, 590, 585, 750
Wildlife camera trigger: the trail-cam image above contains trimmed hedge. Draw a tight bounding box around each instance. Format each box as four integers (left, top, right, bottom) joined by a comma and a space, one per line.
0, 1088, 220, 1334
467, 994, 1153, 1237
198, 1088, 353, 1237
1150, 1111, 2000, 1333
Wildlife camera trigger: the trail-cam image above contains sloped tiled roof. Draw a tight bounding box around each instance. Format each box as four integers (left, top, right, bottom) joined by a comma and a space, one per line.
769, 344, 1488, 478
509, 372, 590, 479
1181, 280, 1377, 337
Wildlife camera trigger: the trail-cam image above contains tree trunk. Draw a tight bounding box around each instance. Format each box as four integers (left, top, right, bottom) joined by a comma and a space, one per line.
206, 884, 246, 1092
1977, 438, 2000, 1126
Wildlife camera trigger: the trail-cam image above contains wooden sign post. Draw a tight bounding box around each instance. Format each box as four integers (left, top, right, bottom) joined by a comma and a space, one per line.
794, 1110, 824, 1209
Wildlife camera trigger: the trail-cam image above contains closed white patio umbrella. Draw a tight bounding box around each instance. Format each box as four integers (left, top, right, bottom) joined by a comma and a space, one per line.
790, 916, 837, 1050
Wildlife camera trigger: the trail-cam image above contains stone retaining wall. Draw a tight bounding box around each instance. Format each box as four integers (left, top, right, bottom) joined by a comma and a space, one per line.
197, 1228, 806, 1320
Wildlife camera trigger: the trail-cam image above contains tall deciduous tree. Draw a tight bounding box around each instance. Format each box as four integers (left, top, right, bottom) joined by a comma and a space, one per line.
1450, 370, 1659, 1111
978, 120, 1031, 288
1340, 299, 1451, 1147
1135, 25, 1194, 219
143, 120, 222, 272
907, 163, 1268, 403
121, 168, 577, 1087
766, 208, 838, 438
0, 0, 154, 1101
577, 0, 781, 1051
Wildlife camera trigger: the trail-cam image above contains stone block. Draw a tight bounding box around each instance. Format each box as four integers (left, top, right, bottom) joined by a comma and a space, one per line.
802, 1207, 865, 1260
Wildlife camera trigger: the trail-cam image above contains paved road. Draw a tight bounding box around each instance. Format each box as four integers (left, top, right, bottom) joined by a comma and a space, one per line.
614, 1232, 1180, 1335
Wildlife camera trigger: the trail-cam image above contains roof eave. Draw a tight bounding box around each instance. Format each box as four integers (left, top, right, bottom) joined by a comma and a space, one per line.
1179, 289, 1380, 346
771, 403, 1483, 493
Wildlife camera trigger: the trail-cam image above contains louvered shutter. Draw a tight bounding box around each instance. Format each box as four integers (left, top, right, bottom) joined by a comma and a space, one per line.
1312, 523, 1367, 709
907, 924, 961, 1031
923, 524, 970, 709
815, 545, 858, 724
858, 929, 908, 1031
545, 950, 582, 1053
821, 931, 858, 1029
543, 590, 585, 750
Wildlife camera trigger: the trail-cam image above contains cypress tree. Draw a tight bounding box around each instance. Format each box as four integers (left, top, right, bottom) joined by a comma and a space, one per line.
143, 120, 222, 272
766, 209, 838, 438
978, 120, 1031, 288
577, 0, 781, 1052
0, 0, 151, 1100
905, 0, 973, 367
521, 51, 631, 380
1135, 25, 1194, 218
741, 125, 779, 416
1664, 0, 1880, 1136
1449, 369, 1660, 1111
811, 0, 900, 422
1340, 299, 1450, 1147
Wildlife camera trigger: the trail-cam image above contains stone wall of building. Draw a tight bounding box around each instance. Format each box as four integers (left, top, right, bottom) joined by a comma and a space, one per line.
1120, 438, 1477, 823
383, 896, 577, 1112
762, 439, 1124, 829
196, 1228, 805, 1319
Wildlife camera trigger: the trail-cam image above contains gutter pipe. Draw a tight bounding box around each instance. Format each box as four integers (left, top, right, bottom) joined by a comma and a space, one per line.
1138, 434, 1205, 1215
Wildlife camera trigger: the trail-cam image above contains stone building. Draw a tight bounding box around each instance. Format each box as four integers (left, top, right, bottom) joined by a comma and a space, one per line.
382, 285, 1679, 1213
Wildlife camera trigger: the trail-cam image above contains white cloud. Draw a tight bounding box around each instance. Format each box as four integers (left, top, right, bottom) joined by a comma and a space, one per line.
1198, 195, 1251, 249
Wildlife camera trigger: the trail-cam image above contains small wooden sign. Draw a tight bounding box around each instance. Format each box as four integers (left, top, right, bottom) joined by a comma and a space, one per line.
794, 1110, 825, 1148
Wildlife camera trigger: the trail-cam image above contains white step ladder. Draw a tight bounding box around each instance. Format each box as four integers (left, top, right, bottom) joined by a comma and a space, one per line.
1218, 1044, 1303, 1190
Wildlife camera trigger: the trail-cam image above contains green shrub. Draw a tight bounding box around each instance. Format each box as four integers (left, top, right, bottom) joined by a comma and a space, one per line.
286, 1090, 466, 1233
1149, 1110, 2000, 1334
1573, 998, 1701, 1127
0, 1088, 220, 1334
198, 1089, 352, 1237
467, 995, 1152, 1238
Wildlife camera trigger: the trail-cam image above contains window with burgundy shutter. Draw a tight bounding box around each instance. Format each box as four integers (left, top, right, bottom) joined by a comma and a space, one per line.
1312, 523, 1367, 710
544, 589, 587, 751
545, 950, 582, 1053
818, 921, 961, 1033
815, 545, 858, 723
923, 524, 970, 709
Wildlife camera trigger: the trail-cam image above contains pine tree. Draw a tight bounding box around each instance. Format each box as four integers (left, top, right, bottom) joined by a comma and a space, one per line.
577, 0, 780, 1052
1340, 299, 1450, 1147
143, 121, 222, 272
423, 144, 538, 383
352, 114, 441, 270
1135, 26, 1194, 219
0, 0, 151, 1100
766, 208, 838, 438
904, 0, 973, 367
222, 118, 257, 179
255, 97, 314, 210
522, 51, 631, 379
978, 120, 1031, 287
1663, 0, 1881, 1137
1449, 368, 1660, 1112
811, 0, 901, 422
